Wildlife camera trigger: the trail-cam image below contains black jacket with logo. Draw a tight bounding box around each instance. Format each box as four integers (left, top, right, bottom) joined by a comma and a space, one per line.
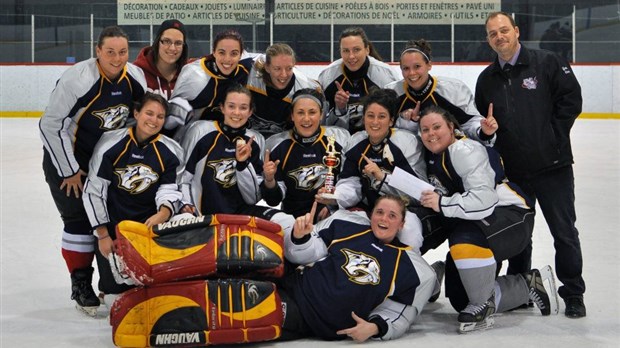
475, 44, 582, 179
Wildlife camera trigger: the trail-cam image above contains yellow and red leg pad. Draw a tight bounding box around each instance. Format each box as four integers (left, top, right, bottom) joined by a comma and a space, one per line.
110, 279, 283, 347
114, 214, 284, 286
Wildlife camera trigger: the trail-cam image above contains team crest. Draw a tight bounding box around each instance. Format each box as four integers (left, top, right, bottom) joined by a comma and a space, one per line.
288, 164, 326, 190
93, 104, 130, 130
341, 248, 380, 285
115, 164, 159, 194
427, 175, 448, 196
562, 66, 572, 75
208, 158, 237, 188
521, 77, 538, 90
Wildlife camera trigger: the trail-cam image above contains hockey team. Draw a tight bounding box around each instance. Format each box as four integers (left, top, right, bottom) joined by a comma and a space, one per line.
39, 10, 586, 347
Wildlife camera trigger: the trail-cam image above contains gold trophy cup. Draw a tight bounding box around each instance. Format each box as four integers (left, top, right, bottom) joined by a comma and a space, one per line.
320, 136, 340, 199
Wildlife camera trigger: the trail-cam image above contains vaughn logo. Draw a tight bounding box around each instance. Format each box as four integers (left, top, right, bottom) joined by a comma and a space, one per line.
153, 332, 202, 345
157, 215, 206, 230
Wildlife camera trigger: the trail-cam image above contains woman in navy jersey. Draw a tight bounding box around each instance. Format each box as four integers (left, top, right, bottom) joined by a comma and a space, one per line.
178, 84, 294, 235
260, 88, 349, 219
39, 25, 146, 315
166, 29, 257, 136
246, 43, 323, 139
83, 93, 183, 304
318, 27, 400, 134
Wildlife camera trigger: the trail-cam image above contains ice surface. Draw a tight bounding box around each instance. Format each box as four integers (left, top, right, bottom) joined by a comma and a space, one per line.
1, 118, 618, 347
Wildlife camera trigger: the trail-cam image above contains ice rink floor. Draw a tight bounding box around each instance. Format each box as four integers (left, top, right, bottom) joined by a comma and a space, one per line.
1, 118, 619, 347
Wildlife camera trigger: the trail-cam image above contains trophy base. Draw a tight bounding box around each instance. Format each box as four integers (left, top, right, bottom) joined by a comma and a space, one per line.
318, 192, 337, 200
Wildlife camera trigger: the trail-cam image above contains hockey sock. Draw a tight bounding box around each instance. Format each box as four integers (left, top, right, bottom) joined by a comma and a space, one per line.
450, 243, 496, 305
61, 229, 96, 273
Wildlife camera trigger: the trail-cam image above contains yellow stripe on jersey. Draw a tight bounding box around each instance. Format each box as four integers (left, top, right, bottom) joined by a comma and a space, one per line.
329, 229, 372, 247
113, 137, 132, 166
450, 243, 494, 262
441, 152, 453, 181
152, 141, 165, 172
358, 144, 372, 168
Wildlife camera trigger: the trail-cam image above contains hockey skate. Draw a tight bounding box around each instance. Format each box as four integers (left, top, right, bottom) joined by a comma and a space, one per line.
428, 260, 445, 303
458, 294, 495, 333
71, 267, 100, 317
524, 265, 559, 315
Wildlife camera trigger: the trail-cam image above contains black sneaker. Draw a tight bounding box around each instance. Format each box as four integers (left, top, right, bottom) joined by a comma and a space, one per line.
428, 260, 445, 303
564, 297, 586, 318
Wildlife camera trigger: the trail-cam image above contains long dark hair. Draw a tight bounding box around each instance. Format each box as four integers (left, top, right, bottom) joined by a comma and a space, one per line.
339, 27, 383, 61
151, 25, 188, 72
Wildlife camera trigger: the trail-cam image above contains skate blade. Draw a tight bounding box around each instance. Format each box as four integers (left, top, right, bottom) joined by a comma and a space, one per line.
539, 265, 560, 315
75, 304, 99, 317
458, 317, 495, 333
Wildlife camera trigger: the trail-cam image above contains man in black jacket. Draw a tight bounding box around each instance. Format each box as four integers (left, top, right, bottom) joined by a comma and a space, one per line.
475, 11, 586, 318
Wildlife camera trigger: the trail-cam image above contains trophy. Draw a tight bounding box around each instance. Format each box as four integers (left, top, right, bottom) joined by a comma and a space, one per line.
320, 136, 340, 199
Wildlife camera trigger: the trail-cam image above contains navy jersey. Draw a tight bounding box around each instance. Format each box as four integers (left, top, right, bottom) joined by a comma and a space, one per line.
385, 75, 493, 144
39, 58, 147, 177
261, 126, 350, 217
167, 53, 256, 130
318, 57, 399, 133
246, 60, 323, 138
425, 137, 532, 220
83, 128, 184, 228
336, 129, 426, 210
180, 121, 265, 214
285, 210, 436, 340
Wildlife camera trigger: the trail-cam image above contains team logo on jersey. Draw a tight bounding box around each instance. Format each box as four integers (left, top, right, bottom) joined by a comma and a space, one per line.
427, 175, 448, 196
248, 115, 282, 135
347, 104, 364, 130
341, 248, 380, 285
383, 145, 394, 165
521, 77, 538, 90
207, 159, 237, 188
93, 104, 130, 130
288, 164, 326, 191
115, 164, 159, 194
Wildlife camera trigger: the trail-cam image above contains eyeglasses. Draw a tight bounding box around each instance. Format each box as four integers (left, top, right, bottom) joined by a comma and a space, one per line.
160, 38, 184, 48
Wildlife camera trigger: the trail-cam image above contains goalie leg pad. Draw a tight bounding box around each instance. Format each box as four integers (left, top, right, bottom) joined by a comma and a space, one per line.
114, 214, 284, 285
110, 279, 283, 347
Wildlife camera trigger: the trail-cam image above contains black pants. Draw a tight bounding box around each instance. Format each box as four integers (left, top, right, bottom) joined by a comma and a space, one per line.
508, 165, 585, 299
274, 262, 313, 341
445, 206, 534, 312
42, 149, 90, 232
